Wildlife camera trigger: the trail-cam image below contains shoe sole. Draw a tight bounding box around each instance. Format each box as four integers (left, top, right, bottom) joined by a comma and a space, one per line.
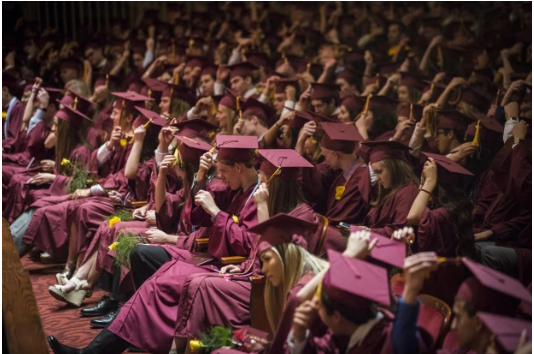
48, 286, 87, 307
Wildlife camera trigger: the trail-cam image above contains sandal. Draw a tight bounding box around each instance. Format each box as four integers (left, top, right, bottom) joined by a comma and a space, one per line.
48, 277, 91, 307
55, 268, 74, 286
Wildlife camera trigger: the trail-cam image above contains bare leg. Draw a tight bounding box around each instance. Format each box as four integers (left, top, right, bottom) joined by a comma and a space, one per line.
60, 250, 97, 293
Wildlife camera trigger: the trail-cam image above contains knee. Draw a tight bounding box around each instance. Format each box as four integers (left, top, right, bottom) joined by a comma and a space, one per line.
129, 245, 145, 265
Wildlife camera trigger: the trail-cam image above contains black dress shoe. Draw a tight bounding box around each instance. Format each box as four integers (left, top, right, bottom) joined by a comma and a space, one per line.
80, 295, 119, 317
90, 308, 120, 328
47, 335, 83, 354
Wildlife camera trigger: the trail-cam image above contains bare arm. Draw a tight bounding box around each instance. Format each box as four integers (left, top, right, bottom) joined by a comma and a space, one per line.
124, 126, 145, 179
407, 158, 437, 225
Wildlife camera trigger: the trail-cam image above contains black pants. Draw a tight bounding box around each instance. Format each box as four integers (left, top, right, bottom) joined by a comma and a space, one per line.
129, 245, 172, 289
480, 245, 519, 278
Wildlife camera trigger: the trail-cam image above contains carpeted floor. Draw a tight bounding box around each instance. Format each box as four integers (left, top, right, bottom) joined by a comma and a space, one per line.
21, 255, 147, 353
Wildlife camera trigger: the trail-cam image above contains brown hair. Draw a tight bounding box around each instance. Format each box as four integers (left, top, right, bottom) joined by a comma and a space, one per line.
55, 119, 93, 175
267, 177, 307, 216
242, 114, 268, 128
371, 158, 419, 207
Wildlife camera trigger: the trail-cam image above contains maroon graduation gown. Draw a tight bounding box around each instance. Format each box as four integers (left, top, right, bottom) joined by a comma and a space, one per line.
416, 207, 460, 257
363, 181, 419, 237
2, 100, 26, 150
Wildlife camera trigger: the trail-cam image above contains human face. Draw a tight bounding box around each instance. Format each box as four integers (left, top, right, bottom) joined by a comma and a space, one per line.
388, 24, 401, 45
200, 74, 215, 97
436, 129, 453, 155
230, 76, 247, 96
473, 51, 489, 71
336, 78, 352, 99
397, 85, 409, 103
361, 110, 374, 132
133, 54, 144, 70
338, 105, 352, 123
452, 300, 481, 350
216, 104, 228, 129
260, 249, 283, 287
311, 99, 334, 117
319, 46, 335, 66
159, 96, 171, 114
84, 47, 103, 67
273, 93, 286, 115
175, 165, 186, 180
110, 102, 123, 127
241, 117, 257, 136
321, 147, 340, 170
218, 162, 242, 190
60, 68, 78, 84
371, 161, 392, 189
318, 304, 342, 335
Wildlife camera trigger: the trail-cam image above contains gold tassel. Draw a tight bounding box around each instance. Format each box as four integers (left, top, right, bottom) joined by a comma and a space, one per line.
105, 74, 109, 89
363, 94, 372, 115
471, 120, 481, 146
306, 62, 311, 74
73, 97, 78, 110
266, 166, 282, 185
189, 39, 194, 50
236, 96, 242, 119
209, 99, 218, 116
174, 72, 180, 85
147, 89, 152, 98
494, 89, 501, 106
143, 119, 152, 129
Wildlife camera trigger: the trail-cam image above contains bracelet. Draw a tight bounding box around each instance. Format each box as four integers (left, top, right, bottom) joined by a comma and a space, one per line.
419, 188, 432, 196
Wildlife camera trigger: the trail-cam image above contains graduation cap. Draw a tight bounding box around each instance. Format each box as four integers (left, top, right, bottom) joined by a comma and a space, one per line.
350, 226, 406, 269
258, 149, 313, 182
375, 60, 401, 76
95, 75, 120, 90
112, 92, 154, 112
133, 106, 168, 133
320, 122, 362, 153
341, 96, 364, 116
477, 312, 532, 353
215, 135, 259, 162
456, 258, 532, 316
201, 63, 218, 77
127, 80, 144, 94
399, 72, 427, 91
337, 67, 362, 84
310, 83, 340, 101
59, 57, 84, 73
363, 73, 388, 89
321, 249, 391, 310
436, 110, 476, 132
241, 97, 277, 127
357, 95, 398, 116
466, 115, 504, 144
140, 77, 166, 101
250, 213, 318, 255
173, 118, 217, 141
287, 108, 315, 130
66, 88, 92, 114
55, 104, 93, 129
161, 83, 196, 106
421, 152, 474, 185
422, 80, 447, 102
275, 78, 298, 94
228, 62, 258, 80
361, 140, 411, 164
398, 103, 424, 122
186, 55, 205, 69
218, 94, 238, 112
296, 62, 323, 80
246, 52, 271, 69
460, 87, 491, 113
175, 136, 213, 163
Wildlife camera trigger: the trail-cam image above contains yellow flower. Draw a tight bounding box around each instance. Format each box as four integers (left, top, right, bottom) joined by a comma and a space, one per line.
120, 138, 127, 147
232, 215, 239, 224
189, 339, 203, 351
108, 216, 121, 228
108, 242, 119, 250
61, 158, 71, 166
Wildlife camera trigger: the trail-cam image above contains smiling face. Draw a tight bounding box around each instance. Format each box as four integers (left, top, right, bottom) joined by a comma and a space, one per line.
338, 105, 352, 123
371, 161, 392, 189
260, 248, 283, 287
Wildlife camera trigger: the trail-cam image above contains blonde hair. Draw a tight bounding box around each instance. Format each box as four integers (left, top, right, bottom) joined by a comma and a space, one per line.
65, 79, 91, 98
170, 97, 191, 118
264, 244, 328, 333
221, 105, 238, 135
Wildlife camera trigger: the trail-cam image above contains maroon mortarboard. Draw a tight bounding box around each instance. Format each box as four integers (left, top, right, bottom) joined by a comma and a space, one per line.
161, 83, 196, 105
173, 118, 217, 141
218, 94, 238, 112
337, 67, 361, 83
187, 36, 206, 49
186, 55, 205, 69
228, 62, 258, 80
341, 96, 363, 115
361, 140, 411, 163
399, 73, 427, 91
246, 52, 271, 69
133, 106, 168, 132
241, 97, 277, 127
310, 83, 340, 101
466, 115, 504, 143
398, 103, 424, 122
95, 75, 120, 90
127, 80, 143, 94
141, 77, 167, 100
201, 63, 218, 77
421, 152, 474, 185
461, 87, 491, 113
57, 94, 74, 108
250, 213, 318, 255
306, 110, 336, 125
422, 80, 447, 102
477, 312, 532, 353
112, 92, 154, 111
55, 104, 93, 129
258, 149, 313, 181
363, 73, 388, 88
215, 135, 259, 162
275, 78, 299, 94
66, 88, 92, 114
322, 249, 391, 310
176, 136, 212, 163
59, 57, 84, 73
350, 226, 406, 269
375, 60, 400, 76
436, 110, 476, 131
456, 258, 531, 316
357, 95, 398, 115
286, 108, 314, 130
321, 122, 362, 153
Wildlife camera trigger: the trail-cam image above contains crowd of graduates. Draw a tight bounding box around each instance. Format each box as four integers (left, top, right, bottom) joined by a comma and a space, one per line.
1, 2, 532, 354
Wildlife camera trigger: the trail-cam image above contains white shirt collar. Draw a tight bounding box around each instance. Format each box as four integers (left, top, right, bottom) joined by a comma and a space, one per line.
332, 106, 341, 117
346, 311, 384, 352
343, 157, 363, 180
244, 87, 258, 99
97, 58, 108, 69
